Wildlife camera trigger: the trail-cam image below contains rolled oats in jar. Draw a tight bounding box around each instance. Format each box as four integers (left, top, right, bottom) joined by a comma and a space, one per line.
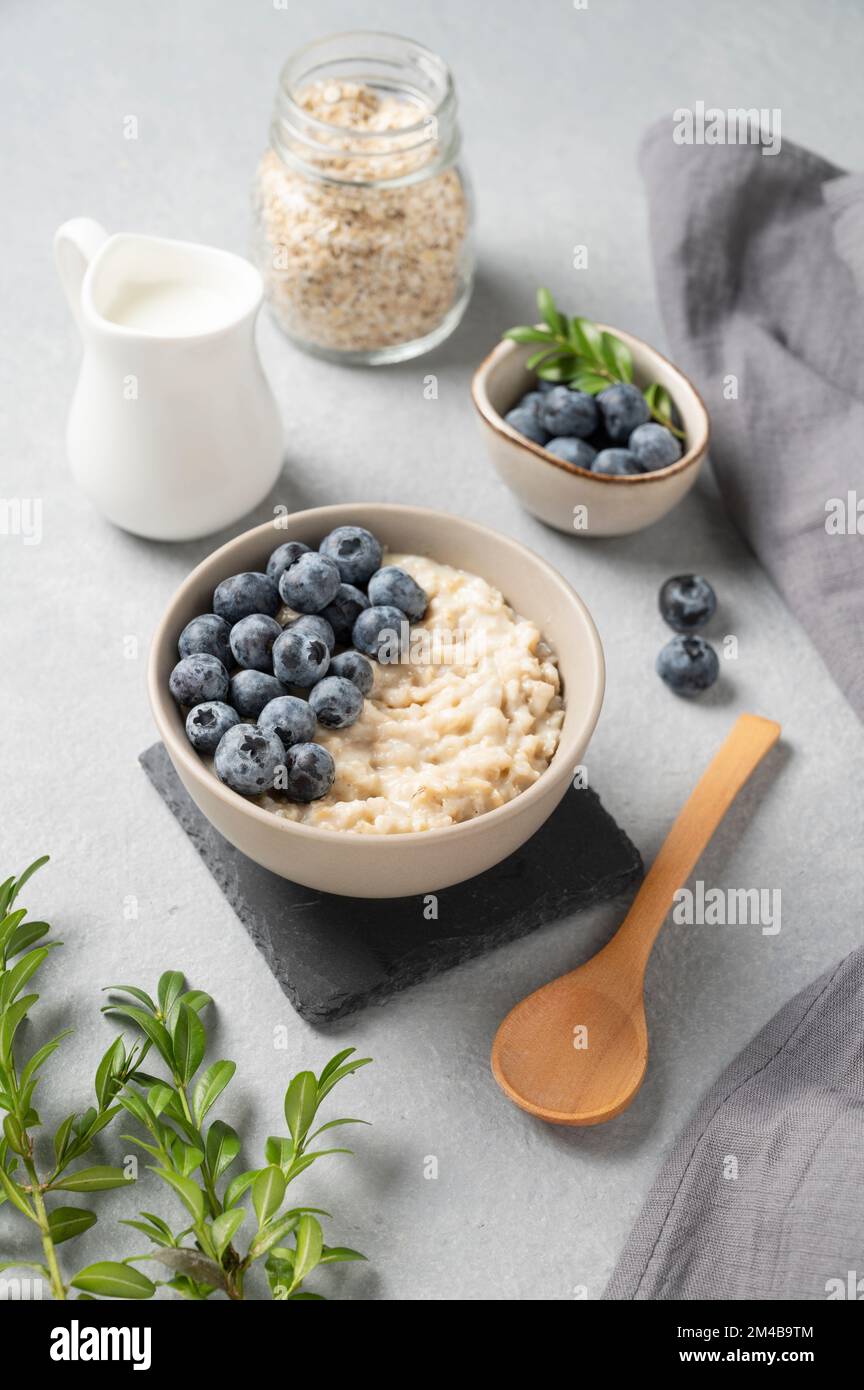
253, 32, 474, 363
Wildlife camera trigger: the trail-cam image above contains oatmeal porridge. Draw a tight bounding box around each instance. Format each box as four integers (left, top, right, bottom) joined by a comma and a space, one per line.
258, 554, 564, 834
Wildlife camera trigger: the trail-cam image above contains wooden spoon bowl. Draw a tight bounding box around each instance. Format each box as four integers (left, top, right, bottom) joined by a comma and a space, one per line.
492, 714, 781, 1126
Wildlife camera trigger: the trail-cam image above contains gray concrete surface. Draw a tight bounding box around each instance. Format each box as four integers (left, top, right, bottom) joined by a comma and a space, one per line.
2, 0, 863, 1300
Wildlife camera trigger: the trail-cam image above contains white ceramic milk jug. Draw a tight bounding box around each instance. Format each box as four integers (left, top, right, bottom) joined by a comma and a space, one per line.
54, 219, 284, 541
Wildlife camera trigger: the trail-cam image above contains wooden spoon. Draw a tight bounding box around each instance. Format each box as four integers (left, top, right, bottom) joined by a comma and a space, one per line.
491, 713, 781, 1126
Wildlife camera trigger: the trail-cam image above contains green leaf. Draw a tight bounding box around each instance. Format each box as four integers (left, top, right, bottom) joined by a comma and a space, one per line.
644, 381, 686, 439
4, 921, 50, 959
117, 1089, 160, 1137
285, 1149, 352, 1182
248, 1209, 300, 1259
48, 1206, 97, 1245
308, 1118, 370, 1143
171, 1002, 206, 1084
151, 1166, 204, 1223
568, 370, 611, 395
223, 1169, 257, 1209
284, 1071, 318, 1146
319, 1245, 367, 1265
318, 1048, 358, 1087
179, 990, 211, 1014
211, 1207, 245, 1259
253, 1165, 286, 1228
0, 993, 38, 1064
3, 1114, 27, 1154
94, 1037, 125, 1110
569, 315, 604, 362
524, 347, 575, 372
103, 984, 157, 1012
172, 1138, 204, 1178
50, 1165, 132, 1193
146, 1082, 177, 1119
53, 1112, 76, 1165
537, 287, 566, 336
0, 947, 51, 1009
158, 970, 186, 1020
101, 1005, 173, 1070
290, 1213, 323, 1290
20, 1029, 73, 1092
265, 1136, 294, 1171
0, 909, 28, 953
193, 1060, 235, 1125
536, 360, 576, 384
71, 1261, 155, 1300
119, 1218, 174, 1248
316, 1056, 372, 1103
0, 1164, 37, 1222
206, 1119, 240, 1180
600, 330, 634, 383
503, 326, 556, 344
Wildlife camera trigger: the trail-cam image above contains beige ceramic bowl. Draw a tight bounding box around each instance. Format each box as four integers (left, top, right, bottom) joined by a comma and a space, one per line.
472, 325, 709, 537
148, 504, 605, 898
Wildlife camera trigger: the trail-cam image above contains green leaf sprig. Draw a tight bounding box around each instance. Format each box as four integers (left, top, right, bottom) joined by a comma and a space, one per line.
104, 979, 371, 1301
504, 288, 686, 440
0, 857, 142, 1302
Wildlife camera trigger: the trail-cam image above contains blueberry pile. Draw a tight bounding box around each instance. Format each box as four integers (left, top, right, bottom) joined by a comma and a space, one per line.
656, 575, 719, 697
505, 382, 682, 476
169, 526, 428, 801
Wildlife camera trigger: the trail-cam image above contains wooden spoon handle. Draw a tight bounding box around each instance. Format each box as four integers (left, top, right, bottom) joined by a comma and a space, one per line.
610, 713, 780, 974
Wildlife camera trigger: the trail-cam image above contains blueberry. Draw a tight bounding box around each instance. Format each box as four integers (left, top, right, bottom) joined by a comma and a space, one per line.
545, 437, 597, 469
229, 613, 282, 672
178, 613, 232, 665
329, 649, 374, 696
213, 572, 279, 625
597, 383, 650, 444
229, 670, 287, 719
540, 386, 598, 439
320, 584, 369, 644
367, 566, 428, 621
214, 723, 285, 795
659, 575, 717, 633
592, 448, 644, 476
536, 379, 556, 393
656, 636, 719, 697
285, 613, 336, 653
272, 627, 330, 687
504, 405, 549, 445
258, 694, 316, 750
629, 422, 681, 471
169, 653, 229, 707
185, 700, 240, 754
309, 675, 364, 729
266, 540, 311, 584
278, 552, 341, 614
282, 742, 336, 802
319, 526, 383, 586
352, 605, 408, 662
517, 390, 545, 417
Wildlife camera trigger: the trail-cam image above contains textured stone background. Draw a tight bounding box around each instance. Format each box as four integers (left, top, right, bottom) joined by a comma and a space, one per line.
2, 0, 863, 1299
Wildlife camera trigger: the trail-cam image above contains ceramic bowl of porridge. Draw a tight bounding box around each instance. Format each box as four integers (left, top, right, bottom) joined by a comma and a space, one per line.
148, 504, 604, 897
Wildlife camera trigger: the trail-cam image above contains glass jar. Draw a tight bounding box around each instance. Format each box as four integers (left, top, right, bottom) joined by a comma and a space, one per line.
252, 31, 475, 364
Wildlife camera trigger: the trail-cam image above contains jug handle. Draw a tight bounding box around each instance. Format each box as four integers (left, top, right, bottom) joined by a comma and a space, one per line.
54, 219, 108, 333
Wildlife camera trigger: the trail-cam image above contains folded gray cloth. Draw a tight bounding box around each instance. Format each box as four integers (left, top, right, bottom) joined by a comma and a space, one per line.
604, 946, 864, 1300
641, 123, 864, 722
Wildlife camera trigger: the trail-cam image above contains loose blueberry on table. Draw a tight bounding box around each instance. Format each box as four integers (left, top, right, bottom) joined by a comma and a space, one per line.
656, 635, 719, 697
659, 575, 717, 633
168, 524, 428, 804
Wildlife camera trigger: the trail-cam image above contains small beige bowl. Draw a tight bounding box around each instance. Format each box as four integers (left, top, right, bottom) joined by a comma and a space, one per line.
471, 326, 709, 537
148, 504, 605, 899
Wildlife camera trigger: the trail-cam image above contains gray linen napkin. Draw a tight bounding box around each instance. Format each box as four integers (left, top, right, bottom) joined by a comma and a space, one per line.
604, 946, 864, 1300
640, 122, 864, 721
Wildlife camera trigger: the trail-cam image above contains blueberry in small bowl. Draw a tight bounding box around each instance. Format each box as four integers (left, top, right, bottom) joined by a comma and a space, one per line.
258, 694, 317, 750
229, 613, 282, 673
278, 552, 341, 614
281, 742, 336, 803
229, 669, 287, 720
185, 700, 240, 754
319, 525, 383, 586
272, 627, 330, 688
169, 653, 230, 707
213, 572, 279, 624
214, 723, 285, 794
367, 566, 428, 622
329, 649, 374, 696
178, 613, 232, 665
309, 675, 365, 729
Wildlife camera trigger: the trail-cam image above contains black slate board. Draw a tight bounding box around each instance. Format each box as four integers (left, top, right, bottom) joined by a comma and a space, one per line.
140, 743, 642, 1024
